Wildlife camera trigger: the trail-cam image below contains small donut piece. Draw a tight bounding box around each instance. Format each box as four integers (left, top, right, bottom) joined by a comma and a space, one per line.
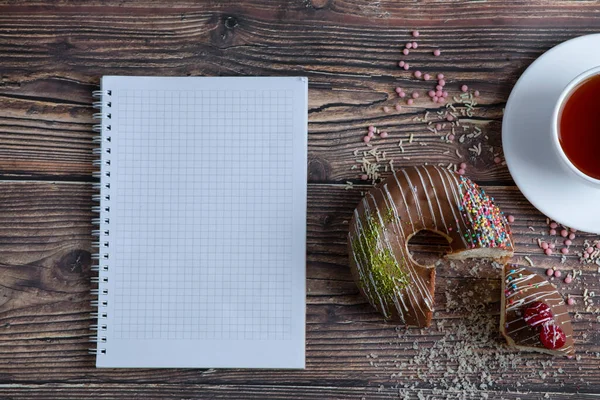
501, 264, 575, 358
348, 165, 513, 327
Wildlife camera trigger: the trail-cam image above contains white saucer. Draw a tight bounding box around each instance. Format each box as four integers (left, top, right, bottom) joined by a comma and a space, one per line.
503, 34, 600, 234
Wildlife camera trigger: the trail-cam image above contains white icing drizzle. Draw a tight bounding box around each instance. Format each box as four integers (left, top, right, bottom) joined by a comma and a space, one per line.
504, 267, 574, 355
413, 167, 439, 231
349, 165, 512, 327
400, 169, 427, 227
379, 186, 433, 314
433, 167, 469, 247
350, 207, 389, 318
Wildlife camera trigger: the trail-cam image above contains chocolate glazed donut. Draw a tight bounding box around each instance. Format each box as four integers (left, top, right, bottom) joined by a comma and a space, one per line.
348, 165, 513, 327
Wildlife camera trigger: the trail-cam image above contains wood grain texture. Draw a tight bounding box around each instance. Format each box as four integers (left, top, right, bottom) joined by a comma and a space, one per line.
1, 1, 600, 398
0, 182, 599, 399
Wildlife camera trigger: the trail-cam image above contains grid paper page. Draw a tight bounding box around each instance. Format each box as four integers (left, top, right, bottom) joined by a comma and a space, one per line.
96, 76, 307, 368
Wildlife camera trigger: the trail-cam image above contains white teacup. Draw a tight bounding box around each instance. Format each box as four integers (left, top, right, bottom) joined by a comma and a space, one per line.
551, 66, 600, 186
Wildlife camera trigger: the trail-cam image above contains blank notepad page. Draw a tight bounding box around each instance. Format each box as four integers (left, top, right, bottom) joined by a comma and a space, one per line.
96, 76, 307, 368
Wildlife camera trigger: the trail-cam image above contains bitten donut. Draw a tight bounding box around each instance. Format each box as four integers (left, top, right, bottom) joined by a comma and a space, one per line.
348, 165, 513, 327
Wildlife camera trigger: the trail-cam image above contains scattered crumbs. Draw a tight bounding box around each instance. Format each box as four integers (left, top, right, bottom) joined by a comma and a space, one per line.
524, 256, 534, 267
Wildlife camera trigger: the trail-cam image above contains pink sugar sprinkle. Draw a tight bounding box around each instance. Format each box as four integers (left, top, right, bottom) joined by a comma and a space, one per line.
587, 246, 595, 254
545, 249, 553, 256
438, 97, 445, 104
432, 96, 439, 103
564, 239, 572, 246
458, 168, 465, 175
541, 242, 549, 250
448, 134, 455, 141
560, 248, 569, 256
584, 252, 590, 259
395, 104, 402, 111
564, 275, 573, 284
436, 90, 443, 97
474, 90, 480, 97
368, 125, 375, 132
461, 85, 468, 92
494, 157, 502, 164
460, 162, 467, 169
446, 115, 454, 122
550, 222, 558, 229
567, 297, 575, 305
442, 91, 448, 98
363, 136, 371, 143
403, 49, 410, 56
395, 87, 403, 94
436, 85, 443, 91
414, 70, 422, 78
560, 229, 568, 237
368, 131, 374, 138
549, 243, 556, 249
546, 268, 554, 276
412, 92, 419, 99
435, 123, 442, 130
398, 61, 405, 68
361, 174, 368, 181
555, 269, 563, 277
433, 49, 441, 56
399, 91, 406, 98
383, 106, 390, 113
380, 131, 389, 138
507, 215, 515, 223
437, 73, 444, 80
407, 99, 414, 105
568, 233, 575, 240
403, 63, 410, 70
438, 79, 446, 87
412, 42, 418, 49
428, 90, 436, 98
596, 242, 600, 249
406, 42, 413, 49
570, 228, 577, 233
423, 73, 431, 81
549, 229, 557, 235
412, 30, 420, 37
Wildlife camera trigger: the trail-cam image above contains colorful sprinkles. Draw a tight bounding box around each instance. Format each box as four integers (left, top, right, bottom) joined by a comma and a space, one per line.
458, 176, 512, 249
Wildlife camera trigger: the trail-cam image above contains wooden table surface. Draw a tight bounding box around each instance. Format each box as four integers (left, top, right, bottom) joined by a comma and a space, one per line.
1, 1, 600, 399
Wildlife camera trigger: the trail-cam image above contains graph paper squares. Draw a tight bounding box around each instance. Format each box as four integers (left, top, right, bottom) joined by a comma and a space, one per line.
111, 89, 294, 341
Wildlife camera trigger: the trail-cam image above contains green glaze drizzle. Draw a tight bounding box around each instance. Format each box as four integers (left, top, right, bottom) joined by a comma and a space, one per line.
352, 210, 409, 301
383, 207, 395, 225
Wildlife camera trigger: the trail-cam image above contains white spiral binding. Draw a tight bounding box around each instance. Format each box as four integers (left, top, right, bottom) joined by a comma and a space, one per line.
91, 89, 112, 357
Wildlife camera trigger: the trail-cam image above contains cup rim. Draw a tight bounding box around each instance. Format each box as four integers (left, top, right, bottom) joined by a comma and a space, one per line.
551, 65, 600, 186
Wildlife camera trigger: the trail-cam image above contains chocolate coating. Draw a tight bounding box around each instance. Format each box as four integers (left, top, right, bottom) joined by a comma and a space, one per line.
501, 264, 575, 357
348, 165, 513, 327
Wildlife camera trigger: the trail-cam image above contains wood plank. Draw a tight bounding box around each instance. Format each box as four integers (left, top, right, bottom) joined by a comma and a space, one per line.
0, 3, 598, 180
0, 181, 598, 397
0, 383, 596, 400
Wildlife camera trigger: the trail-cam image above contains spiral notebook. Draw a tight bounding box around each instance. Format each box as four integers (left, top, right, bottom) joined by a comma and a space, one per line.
91, 76, 307, 368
